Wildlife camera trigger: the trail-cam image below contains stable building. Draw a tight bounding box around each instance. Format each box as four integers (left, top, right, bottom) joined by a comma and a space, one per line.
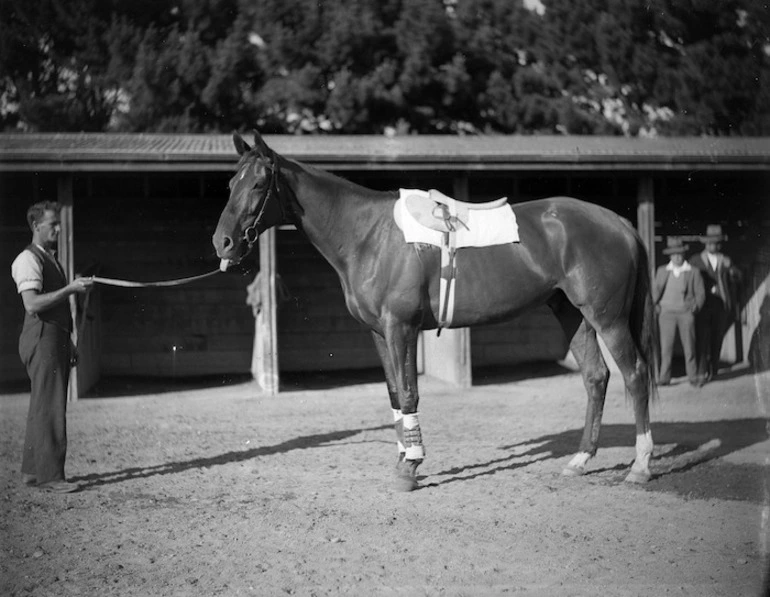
1, 134, 768, 399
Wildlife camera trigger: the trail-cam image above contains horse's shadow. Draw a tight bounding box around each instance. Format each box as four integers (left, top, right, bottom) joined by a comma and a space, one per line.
70, 424, 392, 489
70, 419, 767, 498
426, 418, 769, 492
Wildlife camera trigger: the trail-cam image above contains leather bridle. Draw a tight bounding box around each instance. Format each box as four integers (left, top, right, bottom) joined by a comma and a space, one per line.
241, 150, 281, 253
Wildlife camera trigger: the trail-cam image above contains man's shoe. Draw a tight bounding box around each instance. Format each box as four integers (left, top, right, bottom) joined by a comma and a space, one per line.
22, 474, 36, 486
38, 480, 79, 493
657, 380, 671, 387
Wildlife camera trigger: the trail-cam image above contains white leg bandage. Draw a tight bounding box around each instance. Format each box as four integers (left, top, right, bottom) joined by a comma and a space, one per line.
403, 412, 425, 460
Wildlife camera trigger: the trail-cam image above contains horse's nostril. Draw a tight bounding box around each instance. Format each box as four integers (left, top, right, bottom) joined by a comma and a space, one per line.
222, 235, 232, 249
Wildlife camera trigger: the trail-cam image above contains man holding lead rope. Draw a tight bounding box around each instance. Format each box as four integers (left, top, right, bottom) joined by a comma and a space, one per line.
10, 201, 93, 493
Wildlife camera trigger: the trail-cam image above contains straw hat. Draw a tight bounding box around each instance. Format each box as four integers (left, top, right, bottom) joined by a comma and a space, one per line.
662, 236, 689, 255
700, 224, 726, 243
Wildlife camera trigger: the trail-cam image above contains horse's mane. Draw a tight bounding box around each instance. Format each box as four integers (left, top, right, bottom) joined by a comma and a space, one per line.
283, 153, 398, 203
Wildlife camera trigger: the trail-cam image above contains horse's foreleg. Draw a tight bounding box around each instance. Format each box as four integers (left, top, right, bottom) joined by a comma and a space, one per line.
375, 323, 422, 491
562, 321, 609, 477
371, 332, 407, 464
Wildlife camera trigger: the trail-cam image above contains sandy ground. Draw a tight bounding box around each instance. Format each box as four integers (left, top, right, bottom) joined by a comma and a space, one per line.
1, 364, 769, 597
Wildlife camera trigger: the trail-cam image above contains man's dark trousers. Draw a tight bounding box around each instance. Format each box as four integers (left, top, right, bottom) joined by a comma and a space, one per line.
20, 320, 71, 484
697, 297, 730, 381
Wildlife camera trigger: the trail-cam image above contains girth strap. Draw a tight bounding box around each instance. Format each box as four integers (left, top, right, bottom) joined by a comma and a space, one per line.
437, 230, 458, 334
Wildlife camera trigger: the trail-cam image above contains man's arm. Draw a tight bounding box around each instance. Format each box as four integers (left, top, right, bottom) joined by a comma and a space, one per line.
12, 249, 94, 314
652, 267, 667, 305
692, 269, 706, 311
19, 278, 92, 315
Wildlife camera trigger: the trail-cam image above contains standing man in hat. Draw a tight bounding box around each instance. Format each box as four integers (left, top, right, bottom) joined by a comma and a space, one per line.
690, 224, 742, 383
653, 237, 706, 387
10, 201, 93, 493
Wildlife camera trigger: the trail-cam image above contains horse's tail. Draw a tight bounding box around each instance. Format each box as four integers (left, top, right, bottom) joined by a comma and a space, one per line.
629, 237, 659, 402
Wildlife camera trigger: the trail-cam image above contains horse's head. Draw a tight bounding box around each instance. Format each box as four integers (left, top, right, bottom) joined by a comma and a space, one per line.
213, 131, 284, 270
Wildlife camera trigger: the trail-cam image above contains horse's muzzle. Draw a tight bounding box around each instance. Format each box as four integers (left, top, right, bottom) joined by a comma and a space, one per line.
212, 232, 242, 269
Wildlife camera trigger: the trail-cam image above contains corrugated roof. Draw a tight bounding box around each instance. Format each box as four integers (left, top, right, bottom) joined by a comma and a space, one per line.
0, 132, 768, 172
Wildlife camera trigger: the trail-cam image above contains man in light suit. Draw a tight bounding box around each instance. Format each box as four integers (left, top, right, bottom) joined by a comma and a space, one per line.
653, 237, 705, 387
690, 224, 742, 383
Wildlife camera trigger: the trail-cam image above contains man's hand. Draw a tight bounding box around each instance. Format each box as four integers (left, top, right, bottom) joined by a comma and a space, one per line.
70, 276, 94, 294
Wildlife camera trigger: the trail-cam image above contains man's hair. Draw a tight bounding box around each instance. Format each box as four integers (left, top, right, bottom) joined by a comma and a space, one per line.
26, 201, 61, 230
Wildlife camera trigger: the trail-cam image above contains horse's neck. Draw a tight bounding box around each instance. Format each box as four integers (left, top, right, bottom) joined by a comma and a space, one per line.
284, 160, 386, 274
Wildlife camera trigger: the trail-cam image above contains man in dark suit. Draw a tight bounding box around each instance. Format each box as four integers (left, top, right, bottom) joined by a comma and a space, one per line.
689, 224, 742, 383
653, 237, 706, 387
10, 201, 93, 492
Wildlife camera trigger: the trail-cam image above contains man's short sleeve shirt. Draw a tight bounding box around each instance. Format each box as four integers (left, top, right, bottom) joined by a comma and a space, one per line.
11, 248, 43, 293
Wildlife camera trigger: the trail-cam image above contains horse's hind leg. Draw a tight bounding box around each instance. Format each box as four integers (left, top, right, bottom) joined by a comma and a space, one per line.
599, 325, 653, 483
550, 297, 609, 476
564, 322, 610, 476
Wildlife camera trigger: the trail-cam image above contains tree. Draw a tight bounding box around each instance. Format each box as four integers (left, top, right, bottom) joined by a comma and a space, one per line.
647, 0, 770, 135
1, 0, 768, 135
115, 0, 263, 132
1, 0, 115, 131
536, 0, 770, 135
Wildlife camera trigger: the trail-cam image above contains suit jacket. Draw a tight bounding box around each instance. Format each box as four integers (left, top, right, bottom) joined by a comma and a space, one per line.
689, 251, 740, 313
653, 265, 706, 313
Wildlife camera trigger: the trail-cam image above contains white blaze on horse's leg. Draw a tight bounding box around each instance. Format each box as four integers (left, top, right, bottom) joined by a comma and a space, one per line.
632, 431, 653, 475
219, 259, 231, 272
392, 409, 405, 454
625, 430, 653, 483
566, 452, 591, 472
403, 412, 425, 460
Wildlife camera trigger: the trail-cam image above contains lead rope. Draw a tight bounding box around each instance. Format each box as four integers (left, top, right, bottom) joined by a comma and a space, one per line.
88, 269, 221, 288
74, 269, 222, 350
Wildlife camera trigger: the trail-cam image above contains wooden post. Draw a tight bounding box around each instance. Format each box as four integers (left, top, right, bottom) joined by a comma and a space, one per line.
420, 175, 473, 389
637, 176, 656, 278
422, 325, 472, 388
251, 228, 279, 394
57, 175, 78, 402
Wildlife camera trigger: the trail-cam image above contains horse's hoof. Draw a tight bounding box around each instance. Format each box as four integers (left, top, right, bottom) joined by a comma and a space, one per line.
561, 465, 585, 477
395, 474, 419, 492
624, 469, 651, 484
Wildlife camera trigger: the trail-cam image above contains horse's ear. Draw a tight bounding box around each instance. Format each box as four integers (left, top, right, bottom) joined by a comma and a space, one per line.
252, 129, 272, 156
233, 132, 251, 156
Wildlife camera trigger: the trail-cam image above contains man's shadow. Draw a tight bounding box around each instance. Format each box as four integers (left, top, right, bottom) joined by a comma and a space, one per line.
69, 424, 391, 489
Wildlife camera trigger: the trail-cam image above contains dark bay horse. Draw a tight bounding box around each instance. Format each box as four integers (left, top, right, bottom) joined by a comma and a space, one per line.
213, 131, 658, 491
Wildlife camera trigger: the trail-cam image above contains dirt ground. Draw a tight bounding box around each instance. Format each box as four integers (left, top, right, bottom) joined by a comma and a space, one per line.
1, 363, 769, 597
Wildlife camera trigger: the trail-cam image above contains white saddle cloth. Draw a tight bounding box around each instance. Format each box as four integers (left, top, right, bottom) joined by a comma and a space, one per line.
394, 189, 519, 247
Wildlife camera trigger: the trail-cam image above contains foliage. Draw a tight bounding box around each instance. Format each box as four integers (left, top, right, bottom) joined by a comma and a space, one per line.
1, 0, 768, 135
